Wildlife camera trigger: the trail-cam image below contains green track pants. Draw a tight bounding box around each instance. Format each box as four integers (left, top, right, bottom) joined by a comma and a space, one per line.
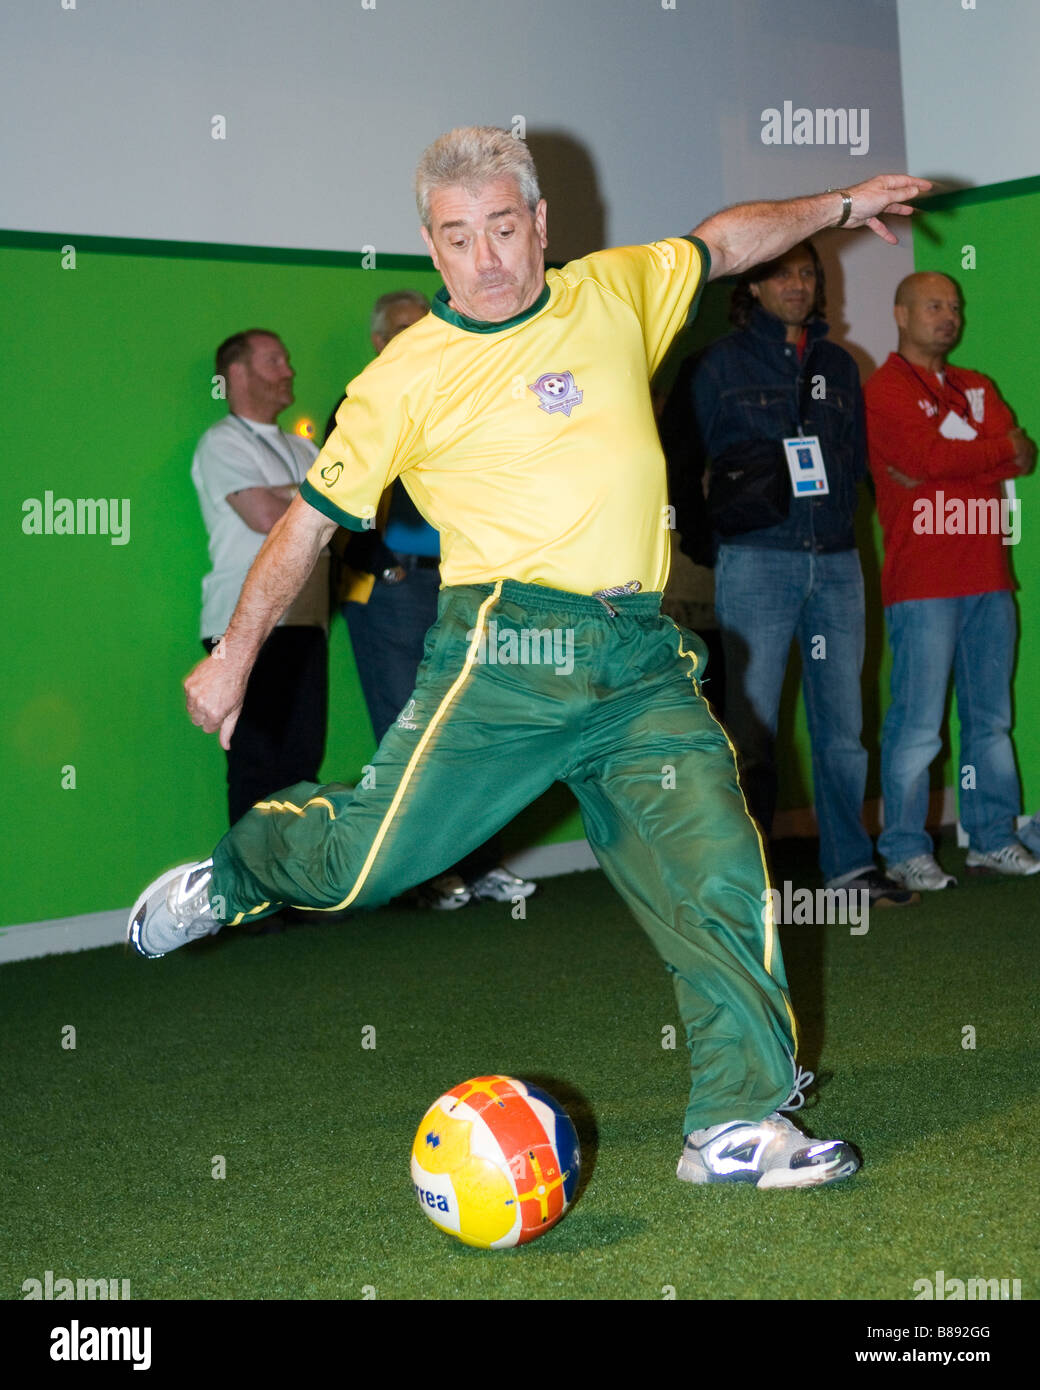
212, 580, 799, 1133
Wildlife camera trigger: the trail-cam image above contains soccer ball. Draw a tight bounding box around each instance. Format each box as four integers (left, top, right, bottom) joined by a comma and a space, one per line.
410, 1075, 581, 1248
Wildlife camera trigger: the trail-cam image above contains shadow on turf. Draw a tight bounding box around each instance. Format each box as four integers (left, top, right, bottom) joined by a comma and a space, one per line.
450, 1212, 651, 1254
438, 1071, 652, 1254
177, 905, 353, 954
761, 837, 833, 1079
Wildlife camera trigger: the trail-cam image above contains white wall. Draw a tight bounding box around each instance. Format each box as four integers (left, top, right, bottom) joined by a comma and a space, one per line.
1, 0, 915, 361
897, 0, 1040, 190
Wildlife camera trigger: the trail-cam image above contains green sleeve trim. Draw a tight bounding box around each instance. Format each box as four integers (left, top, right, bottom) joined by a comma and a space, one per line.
299, 477, 372, 532
683, 235, 712, 324
683, 233, 712, 277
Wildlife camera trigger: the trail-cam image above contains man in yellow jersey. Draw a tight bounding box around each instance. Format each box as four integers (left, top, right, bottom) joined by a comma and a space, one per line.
130, 128, 928, 1189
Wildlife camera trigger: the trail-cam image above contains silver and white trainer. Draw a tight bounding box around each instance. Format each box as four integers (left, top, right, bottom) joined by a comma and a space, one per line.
965, 843, 1040, 877
420, 873, 473, 911
128, 860, 221, 958
886, 853, 958, 891
677, 1112, 860, 1189
468, 866, 538, 903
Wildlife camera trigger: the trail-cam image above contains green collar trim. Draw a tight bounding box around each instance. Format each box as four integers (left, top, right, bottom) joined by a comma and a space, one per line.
431, 282, 551, 333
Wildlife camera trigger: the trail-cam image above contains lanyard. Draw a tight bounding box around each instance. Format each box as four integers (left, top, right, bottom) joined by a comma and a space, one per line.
897, 356, 972, 422
231, 415, 300, 481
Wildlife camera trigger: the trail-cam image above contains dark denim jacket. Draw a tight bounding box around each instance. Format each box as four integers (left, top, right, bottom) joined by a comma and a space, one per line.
690, 305, 867, 553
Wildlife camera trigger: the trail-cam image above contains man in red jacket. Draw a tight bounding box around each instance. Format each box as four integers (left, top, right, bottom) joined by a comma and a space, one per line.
864, 271, 1039, 890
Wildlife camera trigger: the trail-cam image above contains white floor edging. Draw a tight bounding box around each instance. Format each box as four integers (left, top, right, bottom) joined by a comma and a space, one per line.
6, 802, 1023, 966
0, 840, 602, 964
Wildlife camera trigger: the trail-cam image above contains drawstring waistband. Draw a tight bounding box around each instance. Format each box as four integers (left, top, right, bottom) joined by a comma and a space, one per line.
592, 580, 642, 619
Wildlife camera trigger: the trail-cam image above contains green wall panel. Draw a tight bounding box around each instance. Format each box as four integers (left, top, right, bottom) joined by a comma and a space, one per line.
0, 239, 587, 928
4, 188, 1037, 929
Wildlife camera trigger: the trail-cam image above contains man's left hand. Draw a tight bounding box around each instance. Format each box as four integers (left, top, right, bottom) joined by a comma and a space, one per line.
840, 176, 933, 244
1009, 427, 1037, 476
695, 174, 934, 280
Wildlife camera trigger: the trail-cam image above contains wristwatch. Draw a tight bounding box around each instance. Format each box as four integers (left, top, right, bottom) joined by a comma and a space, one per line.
828, 188, 853, 227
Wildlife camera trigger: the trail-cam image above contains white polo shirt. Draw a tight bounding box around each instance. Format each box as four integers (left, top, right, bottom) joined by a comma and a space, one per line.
191, 414, 328, 640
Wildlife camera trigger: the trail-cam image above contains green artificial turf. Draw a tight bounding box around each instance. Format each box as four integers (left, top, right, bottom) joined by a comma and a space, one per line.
2, 838, 1037, 1302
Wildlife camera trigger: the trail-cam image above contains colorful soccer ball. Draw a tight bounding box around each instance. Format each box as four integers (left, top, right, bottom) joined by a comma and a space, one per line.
410, 1075, 581, 1248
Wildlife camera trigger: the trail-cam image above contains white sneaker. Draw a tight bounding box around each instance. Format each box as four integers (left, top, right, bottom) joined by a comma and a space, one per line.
677, 1112, 860, 1189
468, 866, 537, 902
419, 873, 472, 911
886, 853, 957, 891
965, 844, 1040, 877
128, 861, 221, 958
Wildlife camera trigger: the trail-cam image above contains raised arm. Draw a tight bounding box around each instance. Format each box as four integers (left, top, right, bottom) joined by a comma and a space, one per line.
693, 176, 931, 281
184, 493, 337, 748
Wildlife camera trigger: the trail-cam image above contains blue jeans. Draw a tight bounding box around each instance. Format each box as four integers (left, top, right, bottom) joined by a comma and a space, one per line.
715, 545, 873, 882
343, 566, 442, 745
879, 591, 1021, 862
1019, 812, 1040, 854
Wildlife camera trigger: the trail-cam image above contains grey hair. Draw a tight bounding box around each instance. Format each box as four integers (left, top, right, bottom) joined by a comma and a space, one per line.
415, 126, 541, 229
370, 289, 430, 341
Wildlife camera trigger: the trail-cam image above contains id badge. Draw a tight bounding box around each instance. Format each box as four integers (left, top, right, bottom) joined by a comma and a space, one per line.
783, 435, 829, 497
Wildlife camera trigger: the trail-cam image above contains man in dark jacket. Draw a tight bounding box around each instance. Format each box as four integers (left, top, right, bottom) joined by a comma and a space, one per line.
688, 242, 912, 907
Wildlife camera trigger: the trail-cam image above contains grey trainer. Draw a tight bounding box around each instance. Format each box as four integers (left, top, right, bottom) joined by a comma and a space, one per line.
468, 866, 537, 903
677, 1112, 860, 1189
886, 853, 958, 891
965, 843, 1040, 877
128, 861, 221, 958
421, 873, 473, 911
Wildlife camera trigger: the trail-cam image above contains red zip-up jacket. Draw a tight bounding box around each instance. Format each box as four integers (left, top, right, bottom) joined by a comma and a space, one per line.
864, 353, 1019, 605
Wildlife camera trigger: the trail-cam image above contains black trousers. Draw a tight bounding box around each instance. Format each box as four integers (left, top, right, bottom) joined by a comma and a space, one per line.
205, 626, 328, 827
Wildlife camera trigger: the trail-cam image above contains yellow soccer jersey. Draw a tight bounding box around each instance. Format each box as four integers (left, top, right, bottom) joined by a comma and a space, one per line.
301, 235, 709, 595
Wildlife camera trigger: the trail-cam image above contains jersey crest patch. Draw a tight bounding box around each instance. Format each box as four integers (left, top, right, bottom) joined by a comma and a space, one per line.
529, 371, 584, 418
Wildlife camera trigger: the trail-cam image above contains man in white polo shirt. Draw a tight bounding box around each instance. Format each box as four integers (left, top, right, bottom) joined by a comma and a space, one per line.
191, 329, 329, 824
